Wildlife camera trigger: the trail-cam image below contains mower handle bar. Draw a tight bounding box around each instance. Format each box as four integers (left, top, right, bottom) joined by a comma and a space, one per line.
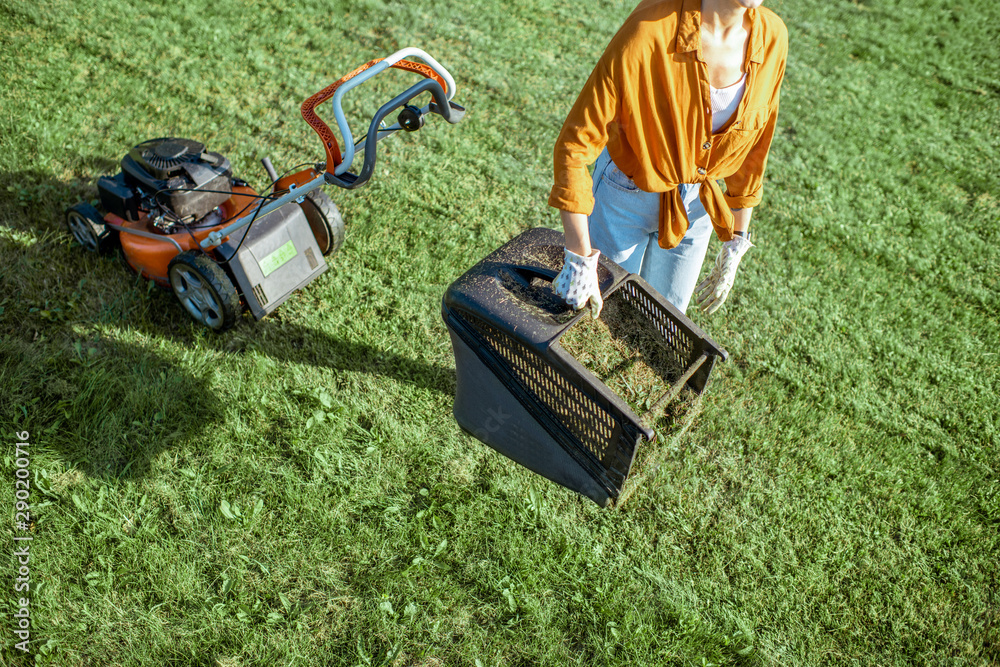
332, 48, 456, 177
325, 77, 461, 190
200, 49, 461, 250
301, 47, 459, 177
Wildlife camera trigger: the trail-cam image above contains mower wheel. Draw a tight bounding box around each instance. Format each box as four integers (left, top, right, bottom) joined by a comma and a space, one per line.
299, 191, 345, 257
167, 251, 240, 332
65, 202, 116, 254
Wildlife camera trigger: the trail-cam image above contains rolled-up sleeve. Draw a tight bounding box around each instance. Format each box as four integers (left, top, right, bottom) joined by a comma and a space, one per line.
723, 101, 779, 209
548, 59, 619, 215
723, 36, 786, 210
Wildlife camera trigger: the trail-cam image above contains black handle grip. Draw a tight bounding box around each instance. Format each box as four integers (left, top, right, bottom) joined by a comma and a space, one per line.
325, 78, 460, 190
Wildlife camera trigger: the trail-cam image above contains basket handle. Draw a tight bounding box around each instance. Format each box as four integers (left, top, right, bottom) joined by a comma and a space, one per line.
511, 265, 559, 284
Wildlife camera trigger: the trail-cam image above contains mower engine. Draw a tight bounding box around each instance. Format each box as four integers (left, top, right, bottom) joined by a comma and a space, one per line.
98, 137, 234, 229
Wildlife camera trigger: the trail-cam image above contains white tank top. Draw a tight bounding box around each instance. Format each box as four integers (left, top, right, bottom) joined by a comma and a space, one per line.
710, 73, 747, 133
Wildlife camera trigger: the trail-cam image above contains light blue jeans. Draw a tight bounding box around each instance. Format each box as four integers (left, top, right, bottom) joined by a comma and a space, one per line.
589, 149, 714, 313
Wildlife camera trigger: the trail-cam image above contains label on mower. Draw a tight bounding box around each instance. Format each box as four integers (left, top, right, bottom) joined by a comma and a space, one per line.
258, 240, 297, 277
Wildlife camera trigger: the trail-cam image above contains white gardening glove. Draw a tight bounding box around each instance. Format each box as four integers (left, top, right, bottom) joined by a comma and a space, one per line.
694, 234, 754, 315
553, 247, 604, 318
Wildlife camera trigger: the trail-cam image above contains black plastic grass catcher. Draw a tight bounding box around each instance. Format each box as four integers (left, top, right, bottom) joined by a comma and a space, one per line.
442, 227, 729, 507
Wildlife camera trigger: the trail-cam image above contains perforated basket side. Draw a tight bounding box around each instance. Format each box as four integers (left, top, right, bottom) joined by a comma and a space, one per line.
617, 281, 693, 368
614, 278, 724, 393
450, 309, 641, 492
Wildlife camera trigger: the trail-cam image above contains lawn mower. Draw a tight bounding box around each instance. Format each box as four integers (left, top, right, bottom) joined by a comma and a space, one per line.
65, 48, 464, 332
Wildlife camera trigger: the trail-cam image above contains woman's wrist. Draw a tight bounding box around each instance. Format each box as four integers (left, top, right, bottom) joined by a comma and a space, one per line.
731, 207, 752, 240
560, 210, 593, 256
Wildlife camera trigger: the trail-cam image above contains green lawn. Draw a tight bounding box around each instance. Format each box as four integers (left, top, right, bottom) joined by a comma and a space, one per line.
1, 0, 997, 664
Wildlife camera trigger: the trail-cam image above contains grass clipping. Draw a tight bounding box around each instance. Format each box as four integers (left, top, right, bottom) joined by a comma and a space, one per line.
560, 295, 688, 421
559, 295, 702, 504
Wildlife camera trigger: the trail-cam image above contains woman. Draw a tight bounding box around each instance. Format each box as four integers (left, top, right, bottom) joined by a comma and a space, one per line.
550, 0, 787, 317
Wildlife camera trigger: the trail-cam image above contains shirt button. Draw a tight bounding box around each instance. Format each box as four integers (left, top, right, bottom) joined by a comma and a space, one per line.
702, 141, 711, 150
697, 167, 707, 176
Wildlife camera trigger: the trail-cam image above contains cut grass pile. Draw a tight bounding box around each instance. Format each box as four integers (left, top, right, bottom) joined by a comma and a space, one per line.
558, 293, 682, 421
558, 292, 704, 506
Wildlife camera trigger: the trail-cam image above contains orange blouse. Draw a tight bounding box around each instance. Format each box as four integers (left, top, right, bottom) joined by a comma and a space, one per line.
549, 0, 788, 248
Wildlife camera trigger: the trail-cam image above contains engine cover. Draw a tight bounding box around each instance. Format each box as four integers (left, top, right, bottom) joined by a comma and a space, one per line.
121, 138, 233, 219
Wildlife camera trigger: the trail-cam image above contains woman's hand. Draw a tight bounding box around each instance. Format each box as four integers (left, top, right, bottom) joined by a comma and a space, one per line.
694, 234, 754, 314
555, 209, 603, 317
553, 247, 604, 318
